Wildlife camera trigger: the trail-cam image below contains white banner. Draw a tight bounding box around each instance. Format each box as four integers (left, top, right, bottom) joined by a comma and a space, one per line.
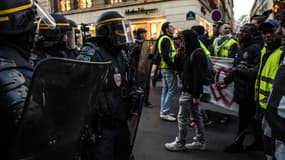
203, 56, 239, 116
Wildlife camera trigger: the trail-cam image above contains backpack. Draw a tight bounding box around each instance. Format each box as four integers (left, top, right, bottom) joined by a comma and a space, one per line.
205, 54, 215, 85
190, 48, 215, 85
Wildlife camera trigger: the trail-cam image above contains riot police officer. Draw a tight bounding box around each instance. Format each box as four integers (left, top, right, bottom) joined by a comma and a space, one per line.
0, 0, 35, 159
77, 11, 141, 160
30, 13, 74, 66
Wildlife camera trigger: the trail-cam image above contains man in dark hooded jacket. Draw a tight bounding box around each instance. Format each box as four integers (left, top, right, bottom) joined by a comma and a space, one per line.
164, 29, 209, 151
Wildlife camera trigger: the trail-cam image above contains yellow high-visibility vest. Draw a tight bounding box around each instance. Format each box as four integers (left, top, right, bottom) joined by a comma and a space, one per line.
157, 35, 176, 69
199, 40, 211, 56
254, 47, 283, 109
213, 38, 237, 57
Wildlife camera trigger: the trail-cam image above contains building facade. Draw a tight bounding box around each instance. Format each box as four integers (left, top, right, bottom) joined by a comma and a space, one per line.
38, 0, 234, 39
250, 0, 274, 19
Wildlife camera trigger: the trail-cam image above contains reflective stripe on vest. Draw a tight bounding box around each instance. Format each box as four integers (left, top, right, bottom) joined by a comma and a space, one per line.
199, 40, 211, 56
254, 47, 283, 109
213, 38, 237, 57
158, 35, 176, 69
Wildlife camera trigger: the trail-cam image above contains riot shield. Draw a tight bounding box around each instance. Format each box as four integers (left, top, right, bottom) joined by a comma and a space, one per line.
136, 40, 156, 83
13, 57, 111, 160
128, 40, 156, 149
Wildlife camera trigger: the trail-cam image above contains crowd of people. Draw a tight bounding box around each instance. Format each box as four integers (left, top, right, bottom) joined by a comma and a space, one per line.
1, 0, 285, 159
153, 11, 285, 160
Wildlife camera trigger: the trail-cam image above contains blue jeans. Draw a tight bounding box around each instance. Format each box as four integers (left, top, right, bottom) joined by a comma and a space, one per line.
160, 69, 177, 115
275, 140, 285, 160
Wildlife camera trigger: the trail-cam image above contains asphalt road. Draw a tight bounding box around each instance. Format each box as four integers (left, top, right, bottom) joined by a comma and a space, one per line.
133, 83, 264, 160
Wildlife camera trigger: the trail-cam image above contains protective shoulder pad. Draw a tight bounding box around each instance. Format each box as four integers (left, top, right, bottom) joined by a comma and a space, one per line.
77, 44, 96, 61
0, 58, 28, 110
0, 58, 17, 71
77, 42, 105, 62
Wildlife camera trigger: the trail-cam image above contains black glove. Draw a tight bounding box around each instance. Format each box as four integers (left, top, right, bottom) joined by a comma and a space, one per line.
129, 88, 144, 106
128, 88, 144, 118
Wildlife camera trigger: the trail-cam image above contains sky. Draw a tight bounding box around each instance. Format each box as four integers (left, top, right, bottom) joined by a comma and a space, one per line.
233, 0, 255, 20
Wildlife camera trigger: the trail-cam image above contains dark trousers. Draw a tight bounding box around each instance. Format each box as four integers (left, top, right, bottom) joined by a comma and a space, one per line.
144, 76, 150, 103
89, 122, 131, 160
235, 100, 256, 145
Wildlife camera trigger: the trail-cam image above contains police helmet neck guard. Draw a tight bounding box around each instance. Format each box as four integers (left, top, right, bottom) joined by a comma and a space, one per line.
0, 0, 35, 35
96, 11, 134, 47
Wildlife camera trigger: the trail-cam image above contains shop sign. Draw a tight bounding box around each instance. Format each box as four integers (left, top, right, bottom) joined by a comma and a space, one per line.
186, 11, 196, 20
125, 7, 158, 15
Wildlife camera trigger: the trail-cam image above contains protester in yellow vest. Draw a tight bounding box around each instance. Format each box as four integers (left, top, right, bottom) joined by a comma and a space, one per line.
254, 19, 282, 159
255, 19, 282, 111
157, 22, 177, 122
212, 23, 238, 58
264, 10, 285, 160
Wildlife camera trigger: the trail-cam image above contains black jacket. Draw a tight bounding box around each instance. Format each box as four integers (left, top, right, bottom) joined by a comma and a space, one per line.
224, 40, 263, 103
181, 48, 208, 98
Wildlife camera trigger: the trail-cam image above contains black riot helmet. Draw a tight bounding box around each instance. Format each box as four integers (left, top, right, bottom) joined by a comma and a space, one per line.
36, 13, 70, 47
0, 0, 36, 35
96, 11, 134, 47
66, 19, 78, 49
67, 19, 77, 30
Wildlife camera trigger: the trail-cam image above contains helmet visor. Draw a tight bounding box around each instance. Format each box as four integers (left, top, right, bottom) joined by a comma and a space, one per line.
108, 20, 134, 46
34, 1, 56, 29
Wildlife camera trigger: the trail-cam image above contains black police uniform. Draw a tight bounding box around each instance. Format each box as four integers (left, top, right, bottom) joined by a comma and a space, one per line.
77, 11, 139, 160
0, 0, 35, 159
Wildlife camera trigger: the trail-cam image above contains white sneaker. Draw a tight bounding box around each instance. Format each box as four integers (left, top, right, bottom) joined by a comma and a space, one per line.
165, 138, 186, 151
160, 114, 176, 121
185, 141, 206, 150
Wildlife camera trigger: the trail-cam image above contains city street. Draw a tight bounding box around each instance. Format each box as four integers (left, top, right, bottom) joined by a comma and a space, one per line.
133, 83, 264, 160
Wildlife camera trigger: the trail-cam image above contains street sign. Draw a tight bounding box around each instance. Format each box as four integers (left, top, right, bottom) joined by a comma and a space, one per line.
186, 11, 196, 20
211, 9, 222, 21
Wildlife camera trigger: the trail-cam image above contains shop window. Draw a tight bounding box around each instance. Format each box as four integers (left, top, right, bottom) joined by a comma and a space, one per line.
77, 0, 93, 8
111, 0, 122, 3
58, 0, 72, 11
105, 0, 124, 4
55, 0, 96, 12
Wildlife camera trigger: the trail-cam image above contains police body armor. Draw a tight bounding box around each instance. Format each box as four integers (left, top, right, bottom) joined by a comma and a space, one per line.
0, 47, 33, 159
13, 57, 111, 160
30, 47, 72, 67
79, 41, 135, 121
